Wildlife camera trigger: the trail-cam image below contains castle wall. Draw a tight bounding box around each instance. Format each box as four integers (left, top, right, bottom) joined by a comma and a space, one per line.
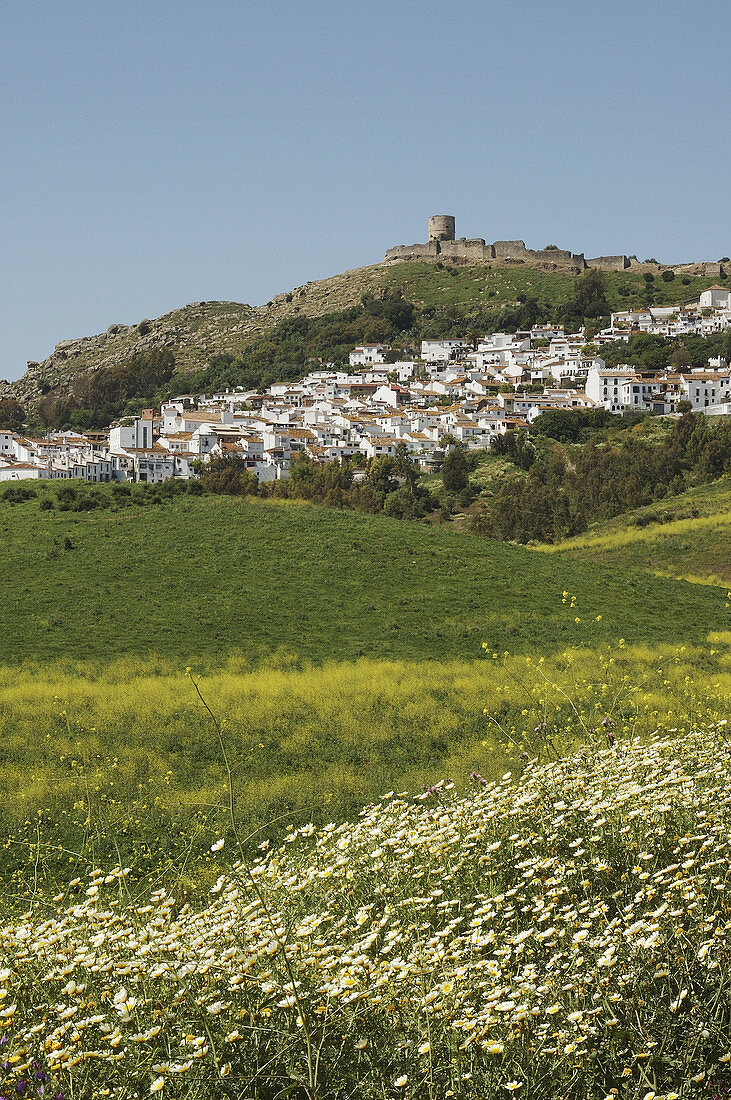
586, 255, 630, 271
528, 248, 584, 270
439, 238, 491, 262
493, 241, 584, 271
384, 241, 440, 263
672, 261, 722, 277
493, 240, 528, 259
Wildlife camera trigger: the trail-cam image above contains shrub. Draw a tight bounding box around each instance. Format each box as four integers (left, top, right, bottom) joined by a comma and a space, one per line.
0, 483, 36, 504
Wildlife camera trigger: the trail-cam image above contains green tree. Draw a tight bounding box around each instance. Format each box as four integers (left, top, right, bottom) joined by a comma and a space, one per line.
723, 329, 731, 364
0, 398, 25, 432
669, 345, 691, 369
366, 455, 398, 498
442, 445, 469, 493
199, 455, 260, 496
574, 269, 609, 318
393, 442, 418, 490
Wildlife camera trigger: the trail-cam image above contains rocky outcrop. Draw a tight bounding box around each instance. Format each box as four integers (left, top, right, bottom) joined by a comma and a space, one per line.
1, 265, 388, 410
3, 301, 257, 410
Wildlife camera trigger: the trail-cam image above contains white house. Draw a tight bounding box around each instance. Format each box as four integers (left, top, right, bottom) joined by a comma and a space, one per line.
391, 360, 418, 383
616, 377, 666, 410
421, 339, 468, 363
360, 436, 399, 459
109, 411, 158, 453
680, 370, 731, 409
348, 344, 390, 367
114, 446, 175, 483
699, 287, 731, 311
0, 461, 55, 481
372, 383, 411, 407
161, 404, 233, 435
585, 366, 641, 412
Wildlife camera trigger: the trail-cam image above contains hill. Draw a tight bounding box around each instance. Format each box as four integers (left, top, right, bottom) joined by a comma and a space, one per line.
2, 258, 726, 413
1, 486, 727, 666
541, 478, 731, 585
0, 484, 728, 901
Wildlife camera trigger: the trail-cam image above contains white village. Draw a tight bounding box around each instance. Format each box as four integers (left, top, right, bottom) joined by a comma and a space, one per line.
2, 285, 731, 485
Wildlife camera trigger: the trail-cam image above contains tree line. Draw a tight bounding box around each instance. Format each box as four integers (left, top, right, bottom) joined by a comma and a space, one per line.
36, 349, 176, 431
472, 412, 731, 543
199, 445, 439, 520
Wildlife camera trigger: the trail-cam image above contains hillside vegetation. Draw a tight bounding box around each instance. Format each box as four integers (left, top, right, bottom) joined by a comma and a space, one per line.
0, 488, 727, 666
469, 413, 731, 544
543, 478, 731, 585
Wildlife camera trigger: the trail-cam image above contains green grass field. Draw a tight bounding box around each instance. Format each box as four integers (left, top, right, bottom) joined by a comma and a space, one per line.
0, 486, 728, 902
1, 488, 726, 667
543, 479, 731, 585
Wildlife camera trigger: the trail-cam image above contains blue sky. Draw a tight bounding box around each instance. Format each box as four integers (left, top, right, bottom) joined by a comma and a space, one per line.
2, 0, 730, 381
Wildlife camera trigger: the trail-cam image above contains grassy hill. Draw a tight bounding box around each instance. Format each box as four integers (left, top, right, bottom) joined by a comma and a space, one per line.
0, 485, 727, 900
1, 486, 727, 667
542, 478, 731, 586
4, 259, 726, 411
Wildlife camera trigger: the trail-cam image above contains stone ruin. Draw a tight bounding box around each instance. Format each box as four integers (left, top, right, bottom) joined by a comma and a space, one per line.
384, 216, 631, 272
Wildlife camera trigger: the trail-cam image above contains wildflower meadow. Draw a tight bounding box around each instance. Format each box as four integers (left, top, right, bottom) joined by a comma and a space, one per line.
0, 634, 728, 903
2, 721, 731, 1099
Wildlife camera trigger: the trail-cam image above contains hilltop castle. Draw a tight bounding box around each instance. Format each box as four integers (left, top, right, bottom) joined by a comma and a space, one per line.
384, 215, 631, 272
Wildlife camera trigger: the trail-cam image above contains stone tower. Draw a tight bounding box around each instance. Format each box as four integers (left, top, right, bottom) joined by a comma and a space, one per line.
428, 215, 456, 243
